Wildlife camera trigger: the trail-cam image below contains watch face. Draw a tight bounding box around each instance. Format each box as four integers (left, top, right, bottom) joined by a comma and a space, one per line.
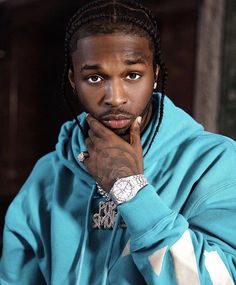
115, 180, 133, 202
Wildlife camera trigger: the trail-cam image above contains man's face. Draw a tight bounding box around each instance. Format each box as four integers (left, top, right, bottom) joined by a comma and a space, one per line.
69, 33, 158, 140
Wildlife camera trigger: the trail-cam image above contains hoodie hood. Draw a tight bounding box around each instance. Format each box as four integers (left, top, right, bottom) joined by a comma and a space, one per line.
56, 93, 204, 176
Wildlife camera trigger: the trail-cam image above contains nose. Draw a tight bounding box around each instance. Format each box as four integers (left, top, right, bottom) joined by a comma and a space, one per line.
104, 79, 127, 107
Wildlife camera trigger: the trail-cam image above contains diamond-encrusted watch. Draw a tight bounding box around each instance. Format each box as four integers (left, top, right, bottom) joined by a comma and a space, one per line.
109, 174, 148, 205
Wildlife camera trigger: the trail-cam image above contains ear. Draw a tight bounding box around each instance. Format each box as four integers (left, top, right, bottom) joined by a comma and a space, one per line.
68, 68, 76, 90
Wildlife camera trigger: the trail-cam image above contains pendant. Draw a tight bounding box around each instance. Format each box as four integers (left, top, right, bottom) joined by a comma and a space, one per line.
92, 200, 117, 229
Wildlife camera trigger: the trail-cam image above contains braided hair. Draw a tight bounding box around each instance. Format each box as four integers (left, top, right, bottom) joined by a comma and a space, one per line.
61, 0, 168, 154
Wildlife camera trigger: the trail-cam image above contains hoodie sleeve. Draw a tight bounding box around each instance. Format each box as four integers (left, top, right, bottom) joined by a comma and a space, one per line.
0, 155, 53, 285
0, 185, 50, 285
118, 181, 236, 285
0, 224, 47, 285
118, 133, 236, 285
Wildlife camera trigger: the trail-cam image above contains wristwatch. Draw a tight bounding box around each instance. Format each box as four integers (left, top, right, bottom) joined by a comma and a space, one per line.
109, 174, 148, 205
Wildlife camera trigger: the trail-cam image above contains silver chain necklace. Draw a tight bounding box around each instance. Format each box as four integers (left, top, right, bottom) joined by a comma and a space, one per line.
96, 184, 110, 201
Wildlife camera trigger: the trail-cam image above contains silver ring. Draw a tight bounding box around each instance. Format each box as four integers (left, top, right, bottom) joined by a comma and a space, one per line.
78, 151, 89, 163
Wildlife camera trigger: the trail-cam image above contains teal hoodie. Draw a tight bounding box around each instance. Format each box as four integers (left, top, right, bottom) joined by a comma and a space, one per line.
1, 93, 236, 285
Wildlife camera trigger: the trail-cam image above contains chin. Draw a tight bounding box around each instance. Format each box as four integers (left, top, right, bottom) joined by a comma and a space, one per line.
112, 128, 130, 143
111, 126, 130, 136
113, 129, 128, 135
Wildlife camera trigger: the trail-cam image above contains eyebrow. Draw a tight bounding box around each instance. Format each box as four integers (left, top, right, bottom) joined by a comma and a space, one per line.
123, 57, 147, 65
80, 64, 101, 72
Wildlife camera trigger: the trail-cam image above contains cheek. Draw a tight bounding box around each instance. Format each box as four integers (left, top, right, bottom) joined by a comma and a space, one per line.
75, 82, 101, 109
128, 78, 154, 107
77, 94, 98, 113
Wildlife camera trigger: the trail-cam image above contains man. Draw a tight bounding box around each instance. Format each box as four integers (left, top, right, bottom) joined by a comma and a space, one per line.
1, 1, 236, 284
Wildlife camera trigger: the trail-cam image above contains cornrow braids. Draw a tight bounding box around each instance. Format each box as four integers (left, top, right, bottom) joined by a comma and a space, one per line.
61, 0, 168, 152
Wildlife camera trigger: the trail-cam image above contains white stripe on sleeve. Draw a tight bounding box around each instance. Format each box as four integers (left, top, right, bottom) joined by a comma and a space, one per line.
148, 245, 168, 276
170, 230, 201, 285
122, 239, 130, 257
204, 250, 234, 285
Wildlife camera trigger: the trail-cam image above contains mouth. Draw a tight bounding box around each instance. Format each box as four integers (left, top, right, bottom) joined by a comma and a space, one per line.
101, 115, 133, 130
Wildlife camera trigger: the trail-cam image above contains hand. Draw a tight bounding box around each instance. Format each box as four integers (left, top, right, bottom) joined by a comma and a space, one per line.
84, 114, 143, 192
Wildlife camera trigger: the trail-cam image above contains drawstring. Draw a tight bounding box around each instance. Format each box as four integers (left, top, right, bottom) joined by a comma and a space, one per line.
101, 213, 121, 285
75, 184, 97, 285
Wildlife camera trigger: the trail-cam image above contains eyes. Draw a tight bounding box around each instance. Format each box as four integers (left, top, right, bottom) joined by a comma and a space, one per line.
87, 75, 103, 84
127, 73, 141, 81
86, 72, 142, 84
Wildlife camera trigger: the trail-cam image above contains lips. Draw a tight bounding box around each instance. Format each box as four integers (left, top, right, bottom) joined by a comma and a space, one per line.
101, 114, 133, 129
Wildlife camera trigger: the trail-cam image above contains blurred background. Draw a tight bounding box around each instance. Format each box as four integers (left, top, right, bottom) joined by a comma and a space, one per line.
0, 0, 235, 251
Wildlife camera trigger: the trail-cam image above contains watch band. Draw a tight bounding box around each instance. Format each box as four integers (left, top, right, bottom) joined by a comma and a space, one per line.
109, 174, 148, 205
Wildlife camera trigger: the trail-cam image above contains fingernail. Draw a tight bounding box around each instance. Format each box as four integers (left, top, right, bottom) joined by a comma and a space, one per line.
137, 116, 142, 125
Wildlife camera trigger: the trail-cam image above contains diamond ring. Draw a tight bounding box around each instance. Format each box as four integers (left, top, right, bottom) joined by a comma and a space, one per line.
78, 151, 89, 163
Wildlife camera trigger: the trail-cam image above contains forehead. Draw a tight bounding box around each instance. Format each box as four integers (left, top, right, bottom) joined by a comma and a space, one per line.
71, 33, 153, 65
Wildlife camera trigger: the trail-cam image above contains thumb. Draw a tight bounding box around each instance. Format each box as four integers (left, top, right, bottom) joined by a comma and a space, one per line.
130, 116, 142, 149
